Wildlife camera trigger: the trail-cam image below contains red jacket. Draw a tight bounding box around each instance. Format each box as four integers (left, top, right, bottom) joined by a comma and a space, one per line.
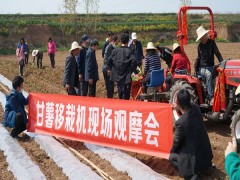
170, 53, 191, 74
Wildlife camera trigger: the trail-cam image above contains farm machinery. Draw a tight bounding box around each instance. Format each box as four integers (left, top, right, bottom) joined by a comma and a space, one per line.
138, 6, 240, 139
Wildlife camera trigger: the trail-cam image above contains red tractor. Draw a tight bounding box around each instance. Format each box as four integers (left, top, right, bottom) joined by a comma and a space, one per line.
138, 6, 240, 139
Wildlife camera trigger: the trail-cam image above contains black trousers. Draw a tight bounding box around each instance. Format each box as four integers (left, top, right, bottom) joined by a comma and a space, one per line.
103, 71, 114, 98
24, 54, 29, 64
169, 153, 199, 180
67, 87, 77, 96
81, 81, 89, 96
49, 53, 55, 68
88, 80, 97, 97
19, 65, 24, 76
117, 82, 131, 100
11, 112, 26, 137
37, 58, 43, 69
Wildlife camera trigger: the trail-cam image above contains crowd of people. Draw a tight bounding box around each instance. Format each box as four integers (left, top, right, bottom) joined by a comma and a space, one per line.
8, 26, 240, 180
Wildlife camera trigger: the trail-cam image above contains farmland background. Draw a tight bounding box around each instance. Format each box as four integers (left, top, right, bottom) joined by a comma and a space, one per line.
0, 13, 240, 54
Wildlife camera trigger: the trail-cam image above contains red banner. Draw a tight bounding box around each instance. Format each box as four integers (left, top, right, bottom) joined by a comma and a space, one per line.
28, 93, 173, 159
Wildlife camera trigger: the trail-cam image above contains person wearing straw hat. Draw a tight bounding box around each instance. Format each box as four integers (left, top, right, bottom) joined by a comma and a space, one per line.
194, 26, 223, 105
170, 43, 190, 75
142, 42, 161, 93
32, 49, 43, 69
63, 41, 81, 95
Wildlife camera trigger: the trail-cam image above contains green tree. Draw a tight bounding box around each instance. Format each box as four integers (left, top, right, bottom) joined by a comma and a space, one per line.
59, 0, 80, 40
180, 0, 192, 6
82, 0, 100, 36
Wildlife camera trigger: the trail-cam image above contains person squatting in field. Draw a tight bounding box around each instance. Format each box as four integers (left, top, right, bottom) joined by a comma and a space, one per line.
4, 76, 29, 140
169, 89, 213, 180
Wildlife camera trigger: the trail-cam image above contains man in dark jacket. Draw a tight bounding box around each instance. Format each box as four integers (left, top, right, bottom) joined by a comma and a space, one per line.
194, 26, 223, 105
107, 33, 137, 100
76, 35, 90, 96
130, 32, 144, 67
103, 36, 118, 98
4, 76, 28, 140
63, 41, 81, 95
156, 46, 173, 69
84, 39, 99, 97
169, 89, 213, 179
102, 31, 114, 59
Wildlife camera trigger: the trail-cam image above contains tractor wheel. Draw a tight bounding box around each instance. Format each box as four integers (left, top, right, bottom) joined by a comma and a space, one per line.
169, 80, 198, 123
230, 110, 240, 138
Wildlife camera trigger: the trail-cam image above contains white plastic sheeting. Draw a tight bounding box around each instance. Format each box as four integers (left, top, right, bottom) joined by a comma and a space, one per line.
29, 134, 102, 180
85, 143, 169, 180
0, 91, 46, 180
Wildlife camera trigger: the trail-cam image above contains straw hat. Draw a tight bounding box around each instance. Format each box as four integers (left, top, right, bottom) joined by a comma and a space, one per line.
69, 41, 81, 52
146, 42, 156, 50
32, 50, 38, 56
196, 26, 209, 42
172, 43, 180, 52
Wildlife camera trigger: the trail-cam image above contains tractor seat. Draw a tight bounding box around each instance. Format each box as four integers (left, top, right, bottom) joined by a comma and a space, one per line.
147, 69, 165, 87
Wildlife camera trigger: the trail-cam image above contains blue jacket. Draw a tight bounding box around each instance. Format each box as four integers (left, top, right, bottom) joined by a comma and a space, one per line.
4, 90, 28, 128
17, 43, 28, 53
85, 48, 99, 81
76, 45, 88, 78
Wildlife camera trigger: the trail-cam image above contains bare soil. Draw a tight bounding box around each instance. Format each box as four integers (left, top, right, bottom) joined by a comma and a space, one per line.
0, 42, 239, 179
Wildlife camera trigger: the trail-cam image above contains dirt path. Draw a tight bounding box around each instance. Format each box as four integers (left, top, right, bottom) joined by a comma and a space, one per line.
0, 42, 239, 179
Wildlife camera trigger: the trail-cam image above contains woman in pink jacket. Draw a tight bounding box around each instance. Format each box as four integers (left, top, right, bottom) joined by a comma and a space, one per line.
47, 37, 56, 68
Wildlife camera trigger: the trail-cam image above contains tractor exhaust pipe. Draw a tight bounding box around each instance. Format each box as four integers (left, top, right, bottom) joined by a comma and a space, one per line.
205, 99, 234, 122
223, 99, 234, 121
205, 112, 220, 122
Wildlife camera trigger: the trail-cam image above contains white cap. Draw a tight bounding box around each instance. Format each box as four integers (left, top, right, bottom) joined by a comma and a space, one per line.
196, 26, 209, 42
132, 32, 137, 40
